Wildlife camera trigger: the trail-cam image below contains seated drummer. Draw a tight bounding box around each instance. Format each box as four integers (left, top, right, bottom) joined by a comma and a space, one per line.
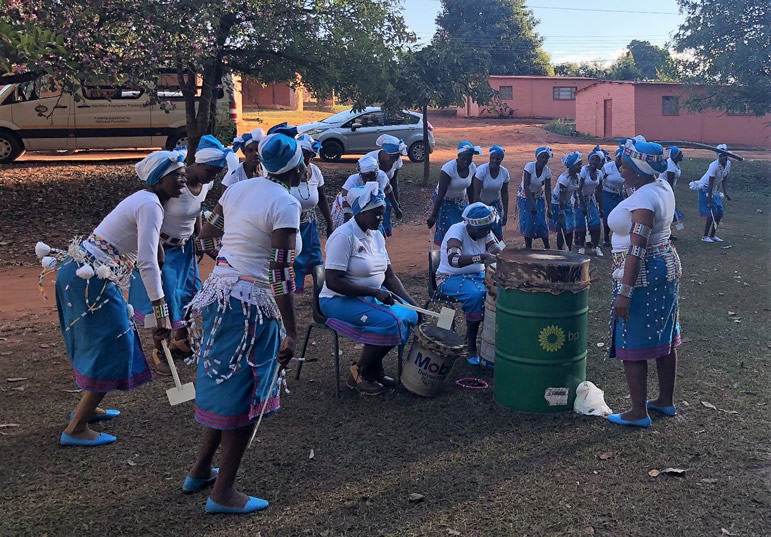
319, 183, 420, 396
436, 202, 502, 366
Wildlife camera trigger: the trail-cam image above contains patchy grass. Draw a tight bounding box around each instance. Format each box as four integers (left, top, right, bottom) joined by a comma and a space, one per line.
240, 108, 336, 127
544, 118, 578, 137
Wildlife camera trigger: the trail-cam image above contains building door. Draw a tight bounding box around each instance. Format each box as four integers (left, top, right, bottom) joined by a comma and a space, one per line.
603, 99, 613, 137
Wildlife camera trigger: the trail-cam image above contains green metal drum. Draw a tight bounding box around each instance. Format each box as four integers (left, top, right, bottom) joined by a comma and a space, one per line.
494, 250, 590, 412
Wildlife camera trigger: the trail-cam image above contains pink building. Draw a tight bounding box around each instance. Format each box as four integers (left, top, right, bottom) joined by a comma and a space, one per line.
458, 76, 597, 119
241, 79, 304, 111
576, 80, 771, 148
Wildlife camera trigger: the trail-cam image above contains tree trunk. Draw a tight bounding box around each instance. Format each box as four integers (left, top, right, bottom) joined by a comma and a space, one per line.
422, 101, 430, 187
178, 68, 200, 165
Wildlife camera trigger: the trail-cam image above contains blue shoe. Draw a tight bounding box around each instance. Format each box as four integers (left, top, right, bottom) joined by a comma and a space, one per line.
60, 432, 117, 446
647, 401, 677, 417
182, 468, 219, 494
479, 358, 494, 370
205, 496, 269, 514
606, 413, 652, 428
466, 356, 481, 366
69, 409, 120, 423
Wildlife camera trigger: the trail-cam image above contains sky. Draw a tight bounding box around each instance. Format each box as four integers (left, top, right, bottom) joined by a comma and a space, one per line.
402, 0, 686, 65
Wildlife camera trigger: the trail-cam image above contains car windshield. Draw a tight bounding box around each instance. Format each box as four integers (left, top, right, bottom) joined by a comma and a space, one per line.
320, 109, 358, 124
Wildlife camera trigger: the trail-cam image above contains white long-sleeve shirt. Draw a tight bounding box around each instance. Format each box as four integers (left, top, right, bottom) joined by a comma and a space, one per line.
161, 183, 213, 239
89, 190, 164, 300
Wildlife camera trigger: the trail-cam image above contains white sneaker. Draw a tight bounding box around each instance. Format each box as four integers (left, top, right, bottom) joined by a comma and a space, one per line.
594, 247, 604, 257
701, 236, 714, 243
578, 247, 586, 254
711, 236, 724, 242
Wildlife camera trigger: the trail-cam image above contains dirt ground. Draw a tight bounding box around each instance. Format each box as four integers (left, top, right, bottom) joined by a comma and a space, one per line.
1, 117, 770, 537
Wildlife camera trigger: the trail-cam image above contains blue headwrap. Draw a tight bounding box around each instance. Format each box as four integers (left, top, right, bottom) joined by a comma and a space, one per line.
267, 122, 298, 138
561, 151, 582, 169
619, 135, 668, 178
296, 134, 322, 155
135, 150, 185, 186
462, 202, 496, 229
489, 145, 505, 158
258, 133, 303, 174
588, 145, 607, 164
535, 146, 553, 159
614, 147, 623, 157
668, 146, 681, 160
194, 134, 238, 171
376, 134, 407, 155
346, 182, 385, 216
232, 128, 265, 154
458, 141, 483, 156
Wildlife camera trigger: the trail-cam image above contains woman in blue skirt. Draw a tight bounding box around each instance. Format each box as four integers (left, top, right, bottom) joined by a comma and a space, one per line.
436, 203, 502, 366
472, 144, 509, 240
291, 135, 334, 294
518, 146, 553, 249
427, 141, 481, 245
606, 136, 682, 428
36, 150, 187, 446
690, 144, 732, 243
549, 152, 582, 251
184, 133, 303, 514
128, 135, 234, 372
321, 183, 419, 395
601, 147, 625, 246
575, 146, 605, 256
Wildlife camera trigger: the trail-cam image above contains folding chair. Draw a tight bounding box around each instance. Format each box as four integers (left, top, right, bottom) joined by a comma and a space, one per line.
295, 265, 404, 398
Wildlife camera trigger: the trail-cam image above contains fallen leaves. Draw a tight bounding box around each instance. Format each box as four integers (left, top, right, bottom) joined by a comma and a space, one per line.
661, 468, 687, 476
447, 530, 461, 536
648, 469, 660, 478
308, 448, 315, 460
599, 452, 613, 460
6, 377, 26, 382
701, 401, 718, 411
408, 493, 425, 503
0, 423, 20, 428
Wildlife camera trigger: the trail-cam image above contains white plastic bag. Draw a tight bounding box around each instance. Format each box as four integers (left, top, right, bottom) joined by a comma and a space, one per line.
574, 381, 613, 416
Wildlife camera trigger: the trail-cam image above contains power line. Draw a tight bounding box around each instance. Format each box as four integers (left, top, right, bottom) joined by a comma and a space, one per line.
524, 5, 679, 15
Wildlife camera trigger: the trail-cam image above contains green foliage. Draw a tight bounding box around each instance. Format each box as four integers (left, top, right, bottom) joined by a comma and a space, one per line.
435, 0, 551, 76
671, 0, 770, 116
214, 119, 237, 148
543, 118, 577, 136
554, 40, 675, 82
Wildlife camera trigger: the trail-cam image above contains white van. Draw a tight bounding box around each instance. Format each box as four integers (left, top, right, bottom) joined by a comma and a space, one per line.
0, 75, 238, 163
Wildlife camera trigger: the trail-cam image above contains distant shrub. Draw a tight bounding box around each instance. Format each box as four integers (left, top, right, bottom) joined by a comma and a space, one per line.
544, 118, 577, 136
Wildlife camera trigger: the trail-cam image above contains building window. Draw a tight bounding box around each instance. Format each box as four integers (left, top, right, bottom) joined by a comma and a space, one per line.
498, 86, 513, 100
553, 87, 576, 100
662, 96, 679, 116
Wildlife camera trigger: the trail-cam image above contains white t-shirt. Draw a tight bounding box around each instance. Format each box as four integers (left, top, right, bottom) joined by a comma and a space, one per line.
161, 182, 214, 239
342, 170, 390, 194
215, 178, 301, 285
291, 163, 324, 212
320, 217, 391, 299
474, 162, 510, 205
89, 190, 164, 301
695, 159, 730, 194
222, 163, 264, 187
437, 222, 494, 275
578, 165, 604, 197
602, 161, 624, 193
364, 149, 403, 181
664, 158, 681, 186
520, 161, 552, 196
438, 160, 477, 199
551, 171, 580, 204
608, 179, 675, 252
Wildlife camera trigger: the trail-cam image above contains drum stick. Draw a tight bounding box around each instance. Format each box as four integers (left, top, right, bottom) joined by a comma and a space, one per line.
710, 208, 719, 235
248, 362, 283, 450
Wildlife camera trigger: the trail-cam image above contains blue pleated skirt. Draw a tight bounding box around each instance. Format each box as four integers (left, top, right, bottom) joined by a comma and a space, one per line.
518, 196, 549, 239
294, 220, 323, 294
436, 272, 486, 321
320, 295, 418, 347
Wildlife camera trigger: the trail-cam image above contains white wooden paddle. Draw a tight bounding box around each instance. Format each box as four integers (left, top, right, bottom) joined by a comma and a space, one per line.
160, 339, 196, 405
396, 302, 455, 330
248, 363, 283, 449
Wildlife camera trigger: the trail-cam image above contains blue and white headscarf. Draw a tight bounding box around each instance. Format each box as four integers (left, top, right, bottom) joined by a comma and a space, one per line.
135, 150, 185, 186
376, 134, 407, 155
346, 182, 385, 216
716, 143, 728, 156
614, 147, 623, 157
232, 128, 265, 154
356, 155, 380, 174
561, 151, 582, 169
620, 135, 668, 178
267, 122, 298, 138
589, 145, 608, 164
258, 133, 303, 174
668, 146, 681, 160
462, 202, 496, 229
458, 141, 483, 156
297, 134, 321, 155
195, 135, 239, 172
535, 146, 553, 159
489, 145, 505, 159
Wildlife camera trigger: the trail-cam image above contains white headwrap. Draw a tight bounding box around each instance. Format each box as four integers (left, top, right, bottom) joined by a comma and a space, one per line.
232, 128, 265, 153
376, 134, 408, 155
194, 134, 239, 173
716, 143, 728, 156
346, 182, 385, 215
356, 155, 380, 174
135, 150, 185, 186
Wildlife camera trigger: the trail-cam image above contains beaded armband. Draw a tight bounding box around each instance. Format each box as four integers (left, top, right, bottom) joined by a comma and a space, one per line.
630, 223, 652, 240
471, 254, 482, 264
154, 303, 169, 319
206, 212, 225, 232
448, 247, 462, 267
618, 283, 634, 298
269, 266, 296, 296
270, 248, 296, 264
627, 245, 645, 259
195, 237, 221, 252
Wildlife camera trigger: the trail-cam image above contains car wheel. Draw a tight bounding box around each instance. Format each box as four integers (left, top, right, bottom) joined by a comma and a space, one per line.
320, 140, 343, 162
408, 141, 426, 163
0, 130, 24, 164
165, 131, 188, 151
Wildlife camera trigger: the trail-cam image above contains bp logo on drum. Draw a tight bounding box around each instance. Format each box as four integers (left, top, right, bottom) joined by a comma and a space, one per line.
538, 325, 565, 352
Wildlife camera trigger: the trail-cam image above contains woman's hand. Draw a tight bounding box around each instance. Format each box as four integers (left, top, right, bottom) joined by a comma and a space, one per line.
724, 194, 732, 201
374, 289, 395, 306
547, 207, 553, 219
613, 294, 631, 323
501, 214, 507, 227
276, 335, 296, 372
152, 321, 172, 345
426, 214, 437, 228
395, 206, 404, 219
482, 253, 497, 264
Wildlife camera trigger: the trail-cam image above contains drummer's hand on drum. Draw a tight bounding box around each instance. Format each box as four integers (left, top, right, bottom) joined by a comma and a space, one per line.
482, 252, 497, 264
374, 289, 396, 306
613, 295, 631, 323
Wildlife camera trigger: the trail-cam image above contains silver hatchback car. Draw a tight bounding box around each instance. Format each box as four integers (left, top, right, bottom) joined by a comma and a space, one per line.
298, 107, 435, 163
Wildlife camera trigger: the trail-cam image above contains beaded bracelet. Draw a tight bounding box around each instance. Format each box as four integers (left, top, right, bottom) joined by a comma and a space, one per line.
206, 212, 225, 232
630, 223, 652, 240
270, 280, 296, 296
268, 267, 295, 284
471, 254, 482, 264
627, 245, 645, 258
154, 303, 169, 319
618, 283, 634, 298
195, 237, 221, 252
270, 248, 296, 264
448, 247, 462, 267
